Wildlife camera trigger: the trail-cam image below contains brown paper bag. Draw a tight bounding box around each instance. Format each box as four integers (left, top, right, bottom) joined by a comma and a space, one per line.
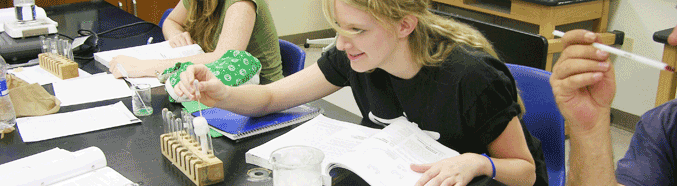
6, 74, 61, 117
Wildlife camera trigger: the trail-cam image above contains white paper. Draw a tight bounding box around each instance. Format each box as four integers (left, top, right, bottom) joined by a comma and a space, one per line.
0, 148, 71, 178
0, 6, 48, 33
17, 102, 140, 142
125, 77, 163, 88
0, 146, 134, 186
94, 41, 204, 68
9, 66, 92, 85
52, 74, 132, 106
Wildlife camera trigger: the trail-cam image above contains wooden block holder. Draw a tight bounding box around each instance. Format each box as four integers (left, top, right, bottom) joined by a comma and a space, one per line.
38, 53, 79, 80
161, 132, 224, 186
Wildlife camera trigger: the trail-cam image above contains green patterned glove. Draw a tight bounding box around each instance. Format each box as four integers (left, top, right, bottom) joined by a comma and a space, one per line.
164, 50, 262, 103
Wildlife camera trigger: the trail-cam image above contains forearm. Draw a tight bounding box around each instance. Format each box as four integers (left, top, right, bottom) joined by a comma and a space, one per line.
567, 117, 617, 186
212, 84, 278, 117
162, 19, 186, 40
490, 157, 536, 186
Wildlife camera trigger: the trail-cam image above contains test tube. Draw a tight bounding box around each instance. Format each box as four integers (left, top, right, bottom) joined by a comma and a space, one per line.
193, 117, 213, 155
61, 40, 68, 57
162, 108, 169, 134
50, 38, 58, 54
181, 110, 195, 141
175, 118, 184, 136
67, 42, 74, 60
39, 35, 47, 53
167, 112, 176, 139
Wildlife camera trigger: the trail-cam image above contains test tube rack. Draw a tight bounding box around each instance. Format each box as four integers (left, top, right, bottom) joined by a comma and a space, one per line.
38, 53, 79, 80
160, 132, 223, 186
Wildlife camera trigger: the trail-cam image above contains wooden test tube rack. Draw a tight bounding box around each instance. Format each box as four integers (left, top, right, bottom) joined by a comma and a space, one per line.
38, 53, 79, 80
161, 132, 224, 186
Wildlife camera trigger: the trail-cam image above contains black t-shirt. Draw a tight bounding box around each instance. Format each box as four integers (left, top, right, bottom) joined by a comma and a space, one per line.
318, 45, 548, 185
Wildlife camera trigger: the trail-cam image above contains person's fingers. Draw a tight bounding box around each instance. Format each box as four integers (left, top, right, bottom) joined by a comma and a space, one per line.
415, 166, 440, 186
561, 29, 598, 48
668, 25, 677, 46
558, 44, 609, 63
440, 177, 458, 186
169, 40, 177, 48
112, 70, 122, 79
410, 163, 433, 173
551, 59, 610, 82
178, 82, 194, 100
553, 72, 604, 94
183, 32, 193, 45
179, 70, 194, 93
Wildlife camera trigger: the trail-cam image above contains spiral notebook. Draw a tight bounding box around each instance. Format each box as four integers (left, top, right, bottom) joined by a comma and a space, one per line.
192, 104, 323, 141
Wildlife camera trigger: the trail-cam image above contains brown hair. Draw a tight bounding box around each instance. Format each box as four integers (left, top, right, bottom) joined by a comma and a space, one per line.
184, 0, 224, 52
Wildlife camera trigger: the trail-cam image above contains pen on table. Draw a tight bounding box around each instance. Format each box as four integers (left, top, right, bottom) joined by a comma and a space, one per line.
552, 30, 675, 72
147, 37, 153, 45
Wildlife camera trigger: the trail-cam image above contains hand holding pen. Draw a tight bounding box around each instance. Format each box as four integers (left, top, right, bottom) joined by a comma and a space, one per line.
550, 30, 617, 134
553, 30, 675, 72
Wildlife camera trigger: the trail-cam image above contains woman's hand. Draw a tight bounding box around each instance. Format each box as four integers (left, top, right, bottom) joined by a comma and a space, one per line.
411, 153, 489, 186
549, 29, 615, 135
108, 55, 157, 78
167, 31, 195, 48
173, 64, 229, 107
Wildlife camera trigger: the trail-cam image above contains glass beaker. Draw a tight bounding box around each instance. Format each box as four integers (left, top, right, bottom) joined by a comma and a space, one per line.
270, 145, 324, 186
14, 0, 36, 22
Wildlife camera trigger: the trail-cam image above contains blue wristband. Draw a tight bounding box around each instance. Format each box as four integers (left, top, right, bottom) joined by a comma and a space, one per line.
481, 153, 496, 179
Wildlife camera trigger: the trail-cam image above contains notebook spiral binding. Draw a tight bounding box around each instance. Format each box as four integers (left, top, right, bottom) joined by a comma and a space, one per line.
234, 108, 324, 138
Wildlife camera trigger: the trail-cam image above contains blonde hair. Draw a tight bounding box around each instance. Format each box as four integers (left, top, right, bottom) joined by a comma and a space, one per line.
322, 0, 499, 66
184, 0, 223, 52
322, 0, 526, 116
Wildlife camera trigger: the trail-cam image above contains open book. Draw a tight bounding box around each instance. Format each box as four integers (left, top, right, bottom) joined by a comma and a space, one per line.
0, 146, 135, 186
94, 41, 205, 68
245, 115, 460, 186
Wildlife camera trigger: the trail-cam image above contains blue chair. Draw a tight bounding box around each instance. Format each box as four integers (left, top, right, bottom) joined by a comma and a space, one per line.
279, 39, 306, 76
158, 8, 173, 28
505, 63, 566, 186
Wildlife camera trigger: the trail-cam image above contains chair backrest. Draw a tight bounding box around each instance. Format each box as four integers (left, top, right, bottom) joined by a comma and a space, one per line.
158, 8, 173, 28
430, 9, 549, 70
279, 39, 306, 76
505, 63, 566, 186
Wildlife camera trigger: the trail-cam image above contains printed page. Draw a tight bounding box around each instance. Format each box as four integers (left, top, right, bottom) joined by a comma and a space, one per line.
3, 147, 108, 186
245, 115, 378, 172
329, 120, 460, 186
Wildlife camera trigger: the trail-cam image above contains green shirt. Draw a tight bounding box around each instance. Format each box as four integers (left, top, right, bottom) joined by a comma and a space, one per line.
183, 0, 283, 84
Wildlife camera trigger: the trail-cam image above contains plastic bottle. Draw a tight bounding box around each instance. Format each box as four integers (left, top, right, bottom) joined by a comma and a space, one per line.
0, 55, 16, 130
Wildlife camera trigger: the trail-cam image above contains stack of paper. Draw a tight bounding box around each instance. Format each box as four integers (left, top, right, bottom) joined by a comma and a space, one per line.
17, 101, 140, 142
94, 41, 204, 68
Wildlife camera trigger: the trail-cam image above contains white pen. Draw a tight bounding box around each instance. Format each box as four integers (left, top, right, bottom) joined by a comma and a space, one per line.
147, 37, 153, 45
553, 30, 675, 72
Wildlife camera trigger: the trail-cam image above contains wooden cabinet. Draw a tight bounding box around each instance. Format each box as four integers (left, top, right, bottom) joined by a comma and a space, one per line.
1, 0, 179, 25
102, 0, 179, 24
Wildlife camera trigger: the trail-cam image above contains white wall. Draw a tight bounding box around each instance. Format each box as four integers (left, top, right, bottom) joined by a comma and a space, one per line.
607, 0, 677, 116
265, 0, 331, 37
